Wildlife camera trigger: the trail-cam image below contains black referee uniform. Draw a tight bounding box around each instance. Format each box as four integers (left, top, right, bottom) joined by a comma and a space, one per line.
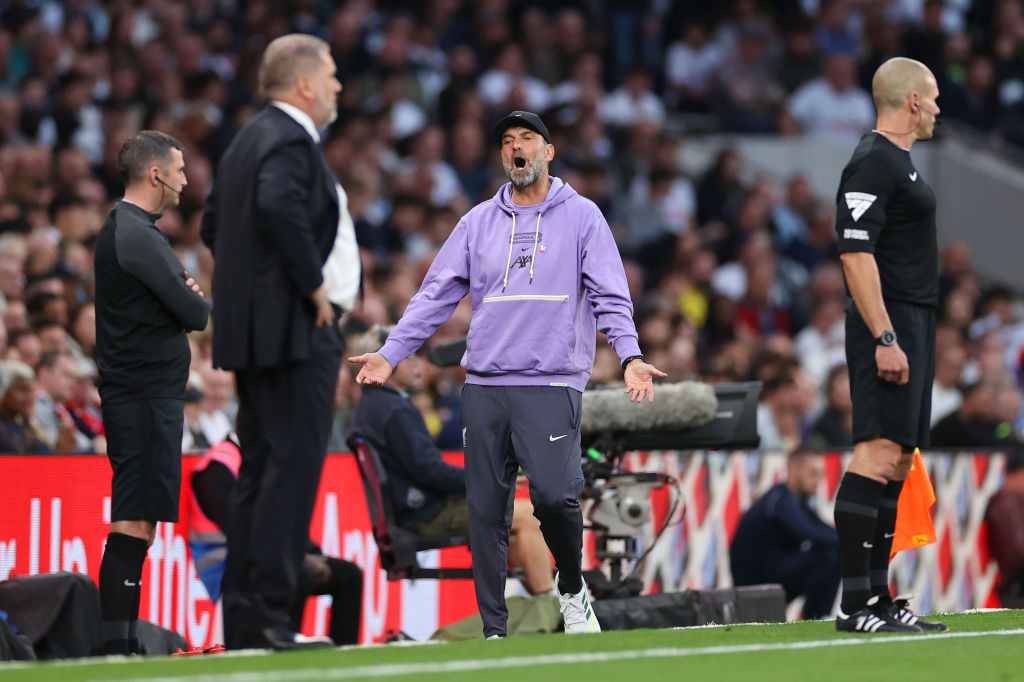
835, 132, 937, 448
831, 129, 946, 632
95, 201, 210, 522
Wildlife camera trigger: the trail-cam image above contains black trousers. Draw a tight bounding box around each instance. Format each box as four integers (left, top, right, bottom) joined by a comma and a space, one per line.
222, 325, 343, 647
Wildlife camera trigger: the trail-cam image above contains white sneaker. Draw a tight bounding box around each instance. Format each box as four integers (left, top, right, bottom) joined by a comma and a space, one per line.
555, 571, 601, 634
486, 634, 504, 640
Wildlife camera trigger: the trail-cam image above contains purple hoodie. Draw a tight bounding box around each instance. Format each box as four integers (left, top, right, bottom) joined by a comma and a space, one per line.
379, 177, 641, 392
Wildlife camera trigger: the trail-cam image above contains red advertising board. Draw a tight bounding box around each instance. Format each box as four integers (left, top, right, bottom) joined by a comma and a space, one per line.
0, 453, 478, 647
0, 449, 1005, 647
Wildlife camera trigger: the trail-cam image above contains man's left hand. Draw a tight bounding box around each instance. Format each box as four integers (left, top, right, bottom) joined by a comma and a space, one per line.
623, 359, 667, 403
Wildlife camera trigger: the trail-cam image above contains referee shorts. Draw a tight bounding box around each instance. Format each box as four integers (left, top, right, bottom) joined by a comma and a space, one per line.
846, 299, 936, 450
102, 397, 185, 523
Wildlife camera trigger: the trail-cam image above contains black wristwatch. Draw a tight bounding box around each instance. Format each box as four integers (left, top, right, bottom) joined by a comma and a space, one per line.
876, 330, 897, 347
621, 355, 644, 370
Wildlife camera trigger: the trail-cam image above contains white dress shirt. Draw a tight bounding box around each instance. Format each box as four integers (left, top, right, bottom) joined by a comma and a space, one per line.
271, 101, 360, 311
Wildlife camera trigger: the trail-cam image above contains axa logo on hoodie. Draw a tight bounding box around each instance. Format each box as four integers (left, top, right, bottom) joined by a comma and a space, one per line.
512, 255, 532, 269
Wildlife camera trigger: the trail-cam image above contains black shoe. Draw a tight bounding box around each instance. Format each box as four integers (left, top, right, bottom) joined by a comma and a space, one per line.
258, 626, 334, 650
886, 595, 949, 632
836, 596, 922, 633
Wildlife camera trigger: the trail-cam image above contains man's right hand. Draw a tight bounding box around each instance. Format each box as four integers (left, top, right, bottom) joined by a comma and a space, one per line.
311, 286, 333, 327
876, 343, 909, 385
348, 352, 394, 386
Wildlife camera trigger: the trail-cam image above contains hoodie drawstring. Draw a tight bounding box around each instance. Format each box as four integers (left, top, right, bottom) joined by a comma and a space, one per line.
529, 211, 542, 283
501, 212, 517, 292
502, 211, 543, 289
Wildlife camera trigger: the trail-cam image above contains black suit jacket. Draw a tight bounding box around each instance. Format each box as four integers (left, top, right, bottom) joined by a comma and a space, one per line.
201, 105, 339, 370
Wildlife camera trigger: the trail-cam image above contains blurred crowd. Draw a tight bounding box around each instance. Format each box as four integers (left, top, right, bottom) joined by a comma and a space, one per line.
1, 0, 1024, 454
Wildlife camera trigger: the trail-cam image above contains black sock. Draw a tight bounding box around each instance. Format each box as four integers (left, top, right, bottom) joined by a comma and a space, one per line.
870, 479, 904, 598
834, 472, 884, 614
99, 532, 149, 655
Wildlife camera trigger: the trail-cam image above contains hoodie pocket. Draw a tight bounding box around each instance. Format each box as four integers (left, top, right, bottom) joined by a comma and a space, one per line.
467, 294, 575, 373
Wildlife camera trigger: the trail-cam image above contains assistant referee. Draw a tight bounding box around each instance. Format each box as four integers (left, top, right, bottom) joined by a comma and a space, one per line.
832, 58, 946, 634
94, 131, 210, 654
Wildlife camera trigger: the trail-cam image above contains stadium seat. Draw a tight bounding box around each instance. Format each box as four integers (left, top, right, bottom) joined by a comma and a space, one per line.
347, 435, 474, 581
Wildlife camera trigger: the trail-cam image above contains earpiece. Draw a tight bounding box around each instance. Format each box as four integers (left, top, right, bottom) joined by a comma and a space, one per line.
155, 174, 183, 195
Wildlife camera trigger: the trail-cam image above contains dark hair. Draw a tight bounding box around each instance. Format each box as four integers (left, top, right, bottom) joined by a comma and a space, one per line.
32, 319, 64, 335
8, 329, 38, 348
825, 364, 849, 393
979, 285, 1015, 309
787, 447, 817, 466
117, 130, 184, 185
25, 290, 60, 313
48, 192, 87, 220
36, 350, 70, 372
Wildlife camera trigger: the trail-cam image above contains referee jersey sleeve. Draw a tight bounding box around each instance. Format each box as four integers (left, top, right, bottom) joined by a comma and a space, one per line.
835, 154, 895, 254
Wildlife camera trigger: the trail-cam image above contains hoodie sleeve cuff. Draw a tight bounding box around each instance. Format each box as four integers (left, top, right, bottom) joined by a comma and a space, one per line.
612, 336, 643, 366
377, 340, 408, 370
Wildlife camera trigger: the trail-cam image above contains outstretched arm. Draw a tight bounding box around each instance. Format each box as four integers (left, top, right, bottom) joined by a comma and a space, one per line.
353, 221, 471, 376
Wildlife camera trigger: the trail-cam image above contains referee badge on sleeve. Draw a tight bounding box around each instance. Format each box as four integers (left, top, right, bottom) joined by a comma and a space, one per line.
844, 192, 877, 222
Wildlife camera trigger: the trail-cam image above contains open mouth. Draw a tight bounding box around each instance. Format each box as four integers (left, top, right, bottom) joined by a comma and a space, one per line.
513, 155, 527, 170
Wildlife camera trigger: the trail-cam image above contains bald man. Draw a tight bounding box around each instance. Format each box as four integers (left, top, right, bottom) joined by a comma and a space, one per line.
832, 57, 946, 633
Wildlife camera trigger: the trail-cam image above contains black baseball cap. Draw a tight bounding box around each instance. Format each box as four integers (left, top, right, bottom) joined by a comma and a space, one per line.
492, 111, 551, 146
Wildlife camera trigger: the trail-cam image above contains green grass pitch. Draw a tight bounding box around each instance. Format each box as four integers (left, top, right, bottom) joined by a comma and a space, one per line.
3, 611, 1022, 681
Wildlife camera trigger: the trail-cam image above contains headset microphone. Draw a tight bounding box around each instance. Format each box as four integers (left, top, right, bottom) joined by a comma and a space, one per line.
877, 99, 941, 137
921, 104, 942, 126
153, 175, 182, 193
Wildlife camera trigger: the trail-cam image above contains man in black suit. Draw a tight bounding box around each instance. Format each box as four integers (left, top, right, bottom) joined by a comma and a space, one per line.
201, 34, 358, 650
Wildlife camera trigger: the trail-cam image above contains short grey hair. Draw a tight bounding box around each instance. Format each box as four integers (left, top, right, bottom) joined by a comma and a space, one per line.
0, 360, 35, 399
258, 34, 331, 98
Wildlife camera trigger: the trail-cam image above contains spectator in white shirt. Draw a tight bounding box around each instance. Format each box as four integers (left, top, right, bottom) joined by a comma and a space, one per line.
551, 52, 602, 105
781, 54, 875, 142
665, 22, 724, 111
396, 125, 464, 209
33, 351, 80, 452
195, 362, 235, 448
931, 341, 967, 426
477, 43, 550, 113
600, 66, 665, 128
795, 296, 846, 389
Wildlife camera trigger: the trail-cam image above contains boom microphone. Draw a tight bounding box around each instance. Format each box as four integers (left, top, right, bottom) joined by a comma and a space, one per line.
580, 381, 718, 436
424, 336, 758, 448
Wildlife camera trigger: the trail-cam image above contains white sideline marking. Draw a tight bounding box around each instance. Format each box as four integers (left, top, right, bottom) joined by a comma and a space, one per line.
960, 608, 1010, 614
79, 628, 1024, 682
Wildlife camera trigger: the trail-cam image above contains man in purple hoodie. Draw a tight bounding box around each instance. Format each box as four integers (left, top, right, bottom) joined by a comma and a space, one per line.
349, 110, 665, 639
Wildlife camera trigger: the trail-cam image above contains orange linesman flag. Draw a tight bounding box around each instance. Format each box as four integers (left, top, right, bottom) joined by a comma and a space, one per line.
890, 448, 937, 560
